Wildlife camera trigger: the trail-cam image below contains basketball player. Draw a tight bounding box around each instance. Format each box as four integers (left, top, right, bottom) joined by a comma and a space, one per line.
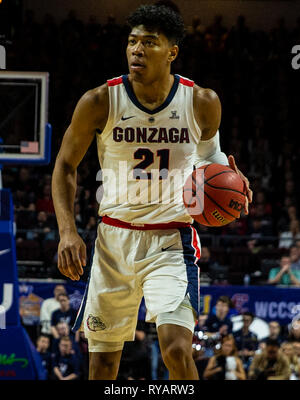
52, 4, 252, 380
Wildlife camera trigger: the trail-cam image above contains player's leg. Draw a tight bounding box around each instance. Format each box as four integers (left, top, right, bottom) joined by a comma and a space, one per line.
156, 297, 199, 380
88, 340, 124, 380
89, 352, 122, 380
158, 324, 198, 380
73, 222, 143, 380
140, 226, 201, 379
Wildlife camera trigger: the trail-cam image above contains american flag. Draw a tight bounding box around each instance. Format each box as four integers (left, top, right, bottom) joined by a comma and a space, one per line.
20, 141, 39, 154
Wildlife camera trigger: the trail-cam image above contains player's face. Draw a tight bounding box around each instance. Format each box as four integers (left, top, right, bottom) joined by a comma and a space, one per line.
127, 25, 178, 82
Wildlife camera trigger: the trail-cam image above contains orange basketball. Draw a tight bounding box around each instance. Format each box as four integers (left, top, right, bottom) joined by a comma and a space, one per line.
183, 163, 247, 227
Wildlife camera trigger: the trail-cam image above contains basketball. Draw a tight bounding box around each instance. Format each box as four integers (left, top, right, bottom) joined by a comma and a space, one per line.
183, 163, 247, 227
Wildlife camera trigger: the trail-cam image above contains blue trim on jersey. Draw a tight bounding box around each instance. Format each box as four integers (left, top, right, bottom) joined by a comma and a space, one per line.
122, 74, 180, 115
179, 227, 200, 317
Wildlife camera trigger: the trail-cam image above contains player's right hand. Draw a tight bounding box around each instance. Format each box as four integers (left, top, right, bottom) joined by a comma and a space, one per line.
57, 231, 87, 281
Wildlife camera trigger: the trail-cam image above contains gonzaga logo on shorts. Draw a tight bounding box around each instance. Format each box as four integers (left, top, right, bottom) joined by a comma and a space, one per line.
87, 314, 106, 331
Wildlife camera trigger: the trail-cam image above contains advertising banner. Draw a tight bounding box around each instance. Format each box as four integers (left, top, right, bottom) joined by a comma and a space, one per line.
16, 281, 300, 327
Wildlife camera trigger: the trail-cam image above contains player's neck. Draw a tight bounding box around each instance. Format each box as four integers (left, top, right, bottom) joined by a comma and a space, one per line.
129, 72, 174, 110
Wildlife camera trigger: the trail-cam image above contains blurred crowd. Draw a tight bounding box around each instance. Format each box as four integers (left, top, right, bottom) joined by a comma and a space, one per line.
1, 3, 300, 382
2, 9, 300, 283
34, 286, 300, 380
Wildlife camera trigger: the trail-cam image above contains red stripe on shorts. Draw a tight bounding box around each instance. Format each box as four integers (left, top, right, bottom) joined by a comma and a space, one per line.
102, 215, 191, 230
191, 226, 201, 262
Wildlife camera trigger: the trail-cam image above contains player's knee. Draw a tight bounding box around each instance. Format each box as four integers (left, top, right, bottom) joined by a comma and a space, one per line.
89, 352, 120, 378
162, 340, 191, 368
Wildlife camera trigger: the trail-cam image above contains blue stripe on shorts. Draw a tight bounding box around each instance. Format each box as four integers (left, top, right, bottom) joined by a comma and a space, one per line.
178, 226, 200, 317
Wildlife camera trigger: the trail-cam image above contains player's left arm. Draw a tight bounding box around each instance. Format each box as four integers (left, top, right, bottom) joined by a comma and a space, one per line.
193, 85, 253, 214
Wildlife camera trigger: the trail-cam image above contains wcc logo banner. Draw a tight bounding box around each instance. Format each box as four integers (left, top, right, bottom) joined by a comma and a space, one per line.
200, 285, 300, 326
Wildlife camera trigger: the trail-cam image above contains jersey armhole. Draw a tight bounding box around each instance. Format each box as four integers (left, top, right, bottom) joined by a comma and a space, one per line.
97, 81, 116, 139
190, 86, 202, 144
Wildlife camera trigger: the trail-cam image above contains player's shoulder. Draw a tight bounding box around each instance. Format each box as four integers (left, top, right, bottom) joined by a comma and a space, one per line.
75, 83, 109, 125
192, 83, 221, 139
193, 83, 220, 109
80, 83, 109, 109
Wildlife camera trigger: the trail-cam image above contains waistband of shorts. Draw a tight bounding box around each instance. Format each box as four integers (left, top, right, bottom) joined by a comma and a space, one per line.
101, 215, 191, 230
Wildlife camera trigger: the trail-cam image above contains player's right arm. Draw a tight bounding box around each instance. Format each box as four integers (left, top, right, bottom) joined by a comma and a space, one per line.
52, 84, 109, 281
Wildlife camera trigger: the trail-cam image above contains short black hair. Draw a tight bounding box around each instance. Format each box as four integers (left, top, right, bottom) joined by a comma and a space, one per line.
127, 3, 185, 45
242, 311, 255, 320
266, 338, 280, 348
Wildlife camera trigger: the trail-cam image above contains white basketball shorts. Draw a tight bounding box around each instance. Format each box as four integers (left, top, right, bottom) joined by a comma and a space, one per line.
73, 216, 201, 344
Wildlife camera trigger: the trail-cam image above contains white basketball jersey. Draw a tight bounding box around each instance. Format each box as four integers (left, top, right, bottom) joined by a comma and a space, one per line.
97, 74, 202, 224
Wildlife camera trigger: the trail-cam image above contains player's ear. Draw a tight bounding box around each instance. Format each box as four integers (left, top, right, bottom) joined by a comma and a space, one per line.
168, 45, 179, 62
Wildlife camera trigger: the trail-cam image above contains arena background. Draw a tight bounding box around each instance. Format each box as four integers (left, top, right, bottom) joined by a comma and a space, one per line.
0, 0, 300, 381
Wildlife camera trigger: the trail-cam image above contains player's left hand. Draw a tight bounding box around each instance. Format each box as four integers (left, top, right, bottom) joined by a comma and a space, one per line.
228, 155, 253, 215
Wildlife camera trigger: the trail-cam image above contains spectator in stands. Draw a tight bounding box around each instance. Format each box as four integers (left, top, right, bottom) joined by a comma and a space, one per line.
51, 336, 80, 380
82, 216, 97, 242
119, 321, 151, 380
278, 205, 298, 234
290, 244, 300, 270
50, 294, 78, 341
198, 247, 227, 284
248, 217, 270, 239
253, 191, 272, 216
233, 312, 258, 371
36, 184, 55, 214
26, 211, 55, 241
287, 320, 300, 342
193, 313, 217, 361
281, 342, 300, 380
146, 322, 168, 380
74, 202, 84, 229
295, 239, 300, 253
78, 331, 89, 380
204, 296, 233, 337
203, 334, 246, 380
293, 341, 300, 363
248, 338, 290, 380
260, 321, 286, 345
51, 321, 79, 355
195, 313, 209, 333
40, 285, 66, 335
36, 334, 51, 379
279, 220, 300, 249
268, 255, 300, 286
